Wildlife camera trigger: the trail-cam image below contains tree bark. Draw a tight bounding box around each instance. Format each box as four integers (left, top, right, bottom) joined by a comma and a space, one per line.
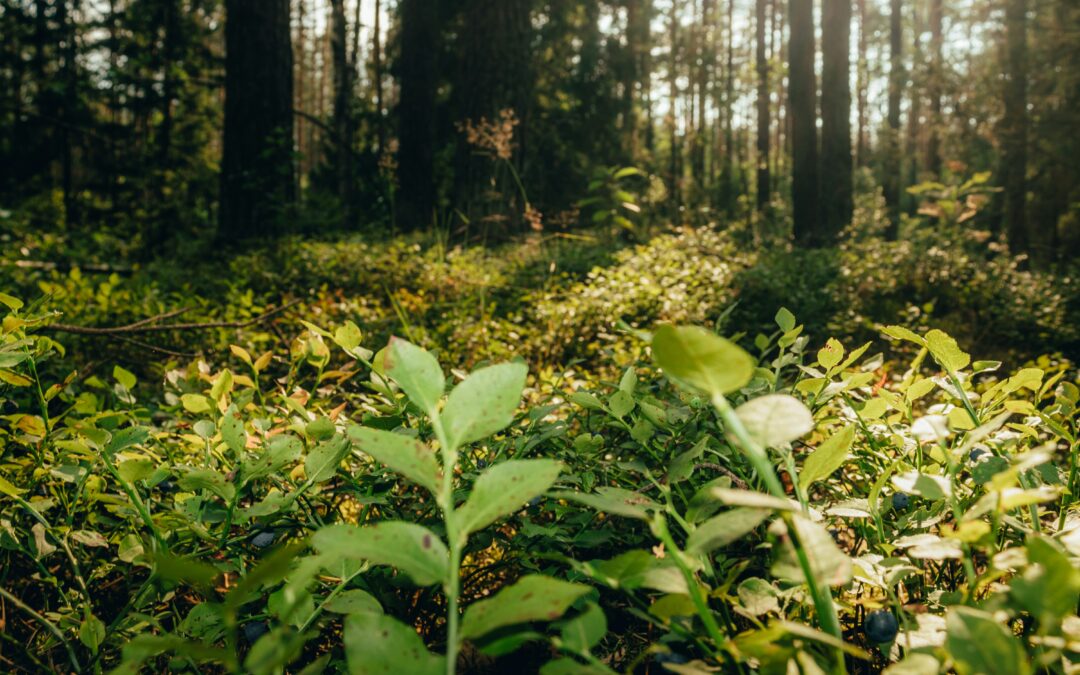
884, 0, 903, 239
396, 0, 439, 230
789, 0, 819, 244
926, 0, 942, 176
755, 0, 770, 210
220, 0, 295, 239
1002, 0, 1028, 253
330, 0, 354, 223
821, 0, 853, 238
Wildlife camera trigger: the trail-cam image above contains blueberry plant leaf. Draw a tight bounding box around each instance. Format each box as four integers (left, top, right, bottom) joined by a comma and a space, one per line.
685, 508, 770, 555
925, 329, 971, 373
381, 337, 445, 415
800, 425, 857, 488
460, 574, 591, 640
734, 394, 815, 448
312, 522, 449, 586
348, 425, 441, 495
345, 611, 446, 675
945, 607, 1030, 675
441, 362, 528, 451
554, 487, 661, 521
651, 325, 754, 396
304, 434, 350, 484
453, 459, 562, 536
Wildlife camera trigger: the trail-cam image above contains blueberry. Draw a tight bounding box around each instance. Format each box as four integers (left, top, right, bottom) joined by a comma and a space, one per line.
891, 493, 910, 511
969, 448, 989, 462
476, 459, 488, 469
156, 480, 176, 493
251, 531, 276, 548
864, 610, 899, 644
242, 621, 269, 644
527, 496, 542, 508
654, 651, 689, 665
828, 528, 843, 544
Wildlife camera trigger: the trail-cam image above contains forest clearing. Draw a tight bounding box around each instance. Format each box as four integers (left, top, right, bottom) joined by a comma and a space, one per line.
1, 0, 1079, 673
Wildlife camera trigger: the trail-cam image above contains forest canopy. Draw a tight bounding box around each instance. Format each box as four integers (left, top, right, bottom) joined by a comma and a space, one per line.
0, 0, 1079, 673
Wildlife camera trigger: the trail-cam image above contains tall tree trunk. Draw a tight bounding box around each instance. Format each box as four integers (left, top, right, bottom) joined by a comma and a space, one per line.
330, 0, 354, 223
789, 0, 819, 244
1002, 0, 1028, 253
755, 0, 770, 210
59, 0, 77, 223
821, 0, 853, 238
220, 0, 295, 239
625, 0, 651, 160
926, 0, 942, 176
454, 0, 532, 233
396, 0, 439, 230
855, 0, 869, 166
372, 0, 384, 152
884, 0, 903, 239
668, 0, 681, 219
722, 0, 735, 215
905, 0, 922, 213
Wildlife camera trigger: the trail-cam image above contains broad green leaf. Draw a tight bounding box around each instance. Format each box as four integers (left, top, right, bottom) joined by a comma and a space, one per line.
454, 459, 562, 536
304, 435, 351, 484
442, 362, 528, 450
1009, 537, 1080, 626
348, 425, 441, 495
883, 654, 941, 675
881, 325, 926, 346
382, 337, 444, 415
686, 508, 770, 555
181, 393, 213, 414
312, 522, 448, 586
220, 405, 247, 454
775, 307, 796, 332
737, 578, 780, 615
651, 325, 754, 396
771, 515, 852, 587
554, 487, 660, 521
0, 292, 24, 310
945, 607, 1030, 675
178, 469, 235, 501
345, 611, 445, 675
243, 434, 302, 482
80, 613, 106, 652
324, 589, 382, 615
891, 471, 951, 501
800, 425, 856, 487
559, 602, 607, 652
925, 329, 970, 373
734, 394, 814, 448
817, 338, 844, 371
584, 550, 687, 594
0, 474, 27, 497
113, 365, 137, 389
460, 574, 590, 640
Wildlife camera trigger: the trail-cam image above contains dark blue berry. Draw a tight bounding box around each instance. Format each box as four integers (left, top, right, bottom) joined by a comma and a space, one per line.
156, 480, 176, 493
527, 496, 542, 508
654, 651, 689, 665
251, 531, 276, 548
969, 448, 989, 462
476, 459, 488, 469
864, 610, 899, 644
828, 528, 843, 544
242, 621, 269, 644
891, 493, 910, 511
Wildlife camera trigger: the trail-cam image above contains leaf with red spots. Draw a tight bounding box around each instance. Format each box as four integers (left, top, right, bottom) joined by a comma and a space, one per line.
453, 459, 562, 536
348, 425, 441, 496
345, 611, 445, 675
460, 574, 590, 640
312, 522, 448, 586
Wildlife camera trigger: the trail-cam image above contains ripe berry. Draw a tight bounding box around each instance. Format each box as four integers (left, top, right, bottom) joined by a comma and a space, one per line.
242, 621, 269, 644
251, 531, 276, 548
969, 448, 989, 462
891, 493, 910, 511
654, 651, 689, 665
527, 496, 542, 508
476, 459, 488, 469
864, 610, 899, 644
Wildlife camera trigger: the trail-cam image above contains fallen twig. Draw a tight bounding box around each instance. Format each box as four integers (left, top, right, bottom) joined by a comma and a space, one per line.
44, 300, 301, 336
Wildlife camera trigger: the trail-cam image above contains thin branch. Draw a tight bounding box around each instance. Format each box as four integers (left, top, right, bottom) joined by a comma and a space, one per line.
44, 300, 301, 336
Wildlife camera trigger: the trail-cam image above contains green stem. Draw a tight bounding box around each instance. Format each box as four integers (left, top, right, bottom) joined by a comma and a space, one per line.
711, 394, 846, 671
0, 584, 83, 673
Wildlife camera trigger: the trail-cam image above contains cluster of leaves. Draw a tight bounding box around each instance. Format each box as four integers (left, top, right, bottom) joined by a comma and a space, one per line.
1, 286, 1079, 674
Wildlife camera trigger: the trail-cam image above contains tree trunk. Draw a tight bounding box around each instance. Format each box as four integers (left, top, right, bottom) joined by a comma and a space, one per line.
396, 0, 439, 230
855, 0, 869, 166
926, 0, 942, 176
884, 0, 903, 239
755, 0, 770, 210
906, 0, 922, 214
1002, 0, 1028, 253
668, 0, 681, 220
220, 0, 295, 239
789, 0, 819, 244
722, 0, 735, 215
821, 0, 853, 238
330, 0, 354, 223
372, 0, 384, 153
453, 0, 532, 233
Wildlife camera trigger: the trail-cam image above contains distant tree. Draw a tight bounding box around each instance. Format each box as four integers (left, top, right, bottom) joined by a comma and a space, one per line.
1002, 0, 1028, 254
789, 0, 820, 244
884, 0, 903, 239
755, 0, 771, 210
821, 0, 854, 237
220, 0, 295, 239
329, 0, 355, 225
395, 0, 440, 230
